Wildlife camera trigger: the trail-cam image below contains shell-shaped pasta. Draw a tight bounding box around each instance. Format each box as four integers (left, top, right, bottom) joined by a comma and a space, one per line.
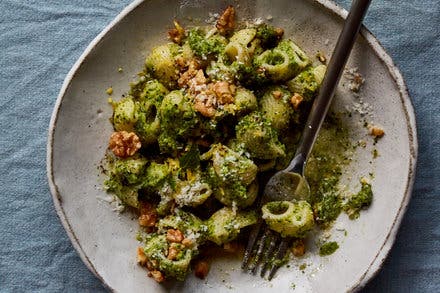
135, 100, 160, 144
113, 97, 137, 131
206, 207, 258, 245
145, 44, 180, 89
287, 65, 327, 101
202, 143, 258, 186
213, 180, 258, 208
235, 112, 286, 160
143, 234, 193, 281
139, 79, 169, 105
174, 179, 213, 207
259, 86, 294, 130
142, 162, 170, 192
234, 87, 258, 115
225, 41, 250, 64
158, 90, 198, 152
229, 28, 257, 46
262, 200, 314, 238
255, 49, 291, 82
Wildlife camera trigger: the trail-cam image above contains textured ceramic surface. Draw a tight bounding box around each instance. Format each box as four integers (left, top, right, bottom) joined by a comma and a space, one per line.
47, 0, 417, 292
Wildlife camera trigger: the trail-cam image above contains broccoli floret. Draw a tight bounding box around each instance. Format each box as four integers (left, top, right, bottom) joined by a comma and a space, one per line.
235, 112, 286, 160
255, 24, 283, 49
187, 29, 227, 59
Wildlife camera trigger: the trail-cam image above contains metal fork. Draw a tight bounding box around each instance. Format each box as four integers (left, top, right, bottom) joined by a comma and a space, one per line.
241, 0, 372, 280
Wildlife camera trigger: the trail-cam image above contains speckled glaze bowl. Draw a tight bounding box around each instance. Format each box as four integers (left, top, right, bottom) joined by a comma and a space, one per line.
47, 0, 417, 292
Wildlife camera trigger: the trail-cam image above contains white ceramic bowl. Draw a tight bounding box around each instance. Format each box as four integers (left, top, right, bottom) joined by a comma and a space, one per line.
47, 0, 417, 292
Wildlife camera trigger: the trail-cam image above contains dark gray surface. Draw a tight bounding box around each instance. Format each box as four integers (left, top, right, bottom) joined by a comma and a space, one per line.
0, 0, 438, 291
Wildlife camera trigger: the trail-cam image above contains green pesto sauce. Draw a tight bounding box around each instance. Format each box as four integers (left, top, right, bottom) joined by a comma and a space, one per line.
344, 181, 373, 220
305, 117, 352, 227
319, 241, 339, 256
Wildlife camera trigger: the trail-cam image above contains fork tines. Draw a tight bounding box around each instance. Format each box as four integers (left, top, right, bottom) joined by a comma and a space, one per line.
241, 221, 293, 280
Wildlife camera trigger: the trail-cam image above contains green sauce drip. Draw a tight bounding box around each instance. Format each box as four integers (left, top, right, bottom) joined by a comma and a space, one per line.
344, 181, 373, 219
319, 241, 339, 256
305, 117, 351, 227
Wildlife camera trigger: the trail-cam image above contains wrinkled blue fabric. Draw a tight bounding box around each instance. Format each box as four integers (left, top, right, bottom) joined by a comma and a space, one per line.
0, 1, 438, 292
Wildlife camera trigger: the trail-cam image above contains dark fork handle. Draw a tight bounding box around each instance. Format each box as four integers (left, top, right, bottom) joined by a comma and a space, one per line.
287, 0, 372, 175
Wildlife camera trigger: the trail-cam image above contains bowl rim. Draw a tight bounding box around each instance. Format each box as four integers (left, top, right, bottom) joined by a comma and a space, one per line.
46, 0, 418, 291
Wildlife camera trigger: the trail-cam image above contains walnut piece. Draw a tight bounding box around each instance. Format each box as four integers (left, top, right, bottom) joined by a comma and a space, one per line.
291, 93, 304, 110
137, 247, 148, 266
166, 229, 184, 243
213, 81, 235, 104
181, 238, 194, 247
216, 5, 235, 35
149, 270, 165, 283
138, 201, 157, 227
194, 94, 217, 118
168, 20, 185, 45
369, 125, 385, 138
272, 90, 282, 99
292, 239, 305, 257
194, 260, 210, 279
109, 131, 141, 158
167, 245, 180, 260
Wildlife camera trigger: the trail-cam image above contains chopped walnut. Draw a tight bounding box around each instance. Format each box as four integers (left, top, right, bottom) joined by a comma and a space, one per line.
216, 6, 235, 35
194, 260, 210, 279
194, 69, 207, 85
345, 67, 365, 92
213, 81, 235, 104
109, 131, 141, 158
291, 93, 304, 110
369, 125, 385, 138
292, 239, 305, 257
166, 229, 184, 243
145, 261, 154, 271
167, 246, 180, 260
194, 93, 217, 118
178, 60, 200, 87
275, 27, 284, 38
272, 90, 282, 99
149, 270, 165, 283
168, 20, 185, 45
137, 247, 148, 266
138, 202, 157, 227
181, 238, 194, 247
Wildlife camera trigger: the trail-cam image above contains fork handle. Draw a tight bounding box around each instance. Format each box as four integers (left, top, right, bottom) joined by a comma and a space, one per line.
287, 0, 372, 174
